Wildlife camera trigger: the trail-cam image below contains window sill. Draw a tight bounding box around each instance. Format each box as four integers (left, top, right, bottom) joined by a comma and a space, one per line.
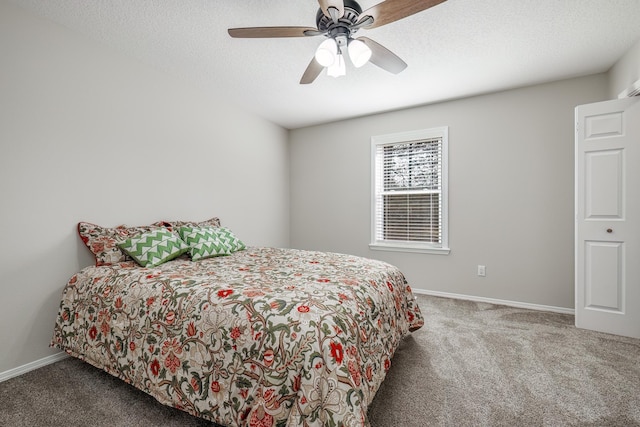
369, 243, 451, 255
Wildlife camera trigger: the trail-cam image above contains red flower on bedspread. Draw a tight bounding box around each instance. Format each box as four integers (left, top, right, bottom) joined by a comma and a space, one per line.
186, 322, 197, 337
150, 359, 160, 377
330, 341, 344, 364
249, 409, 274, 427
161, 338, 183, 374
217, 289, 233, 298
164, 352, 181, 374
230, 326, 242, 340
263, 349, 275, 367
165, 311, 176, 325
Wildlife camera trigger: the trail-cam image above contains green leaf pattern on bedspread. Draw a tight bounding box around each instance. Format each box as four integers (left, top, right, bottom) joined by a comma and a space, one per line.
51, 247, 424, 427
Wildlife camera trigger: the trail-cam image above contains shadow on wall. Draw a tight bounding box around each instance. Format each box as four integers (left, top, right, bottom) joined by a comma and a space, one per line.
4, 228, 89, 367
76, 226, 95, 269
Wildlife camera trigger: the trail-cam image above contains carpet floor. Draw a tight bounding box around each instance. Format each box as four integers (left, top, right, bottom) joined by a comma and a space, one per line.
1, 295, 639, 426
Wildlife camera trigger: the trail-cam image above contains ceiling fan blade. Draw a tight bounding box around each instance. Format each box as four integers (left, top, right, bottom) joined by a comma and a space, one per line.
358, 37, 407, 74
318, 0, 345, 21
300, 57, 325, 84
360, 0, 446, 29
228, 26, 320, 38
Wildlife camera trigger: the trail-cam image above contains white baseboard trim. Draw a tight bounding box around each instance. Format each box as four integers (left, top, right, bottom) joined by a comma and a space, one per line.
412, 289, 575, 315
0, 352, 69, 383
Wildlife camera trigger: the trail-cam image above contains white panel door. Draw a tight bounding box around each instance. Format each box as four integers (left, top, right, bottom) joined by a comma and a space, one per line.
575, 97, 640, 338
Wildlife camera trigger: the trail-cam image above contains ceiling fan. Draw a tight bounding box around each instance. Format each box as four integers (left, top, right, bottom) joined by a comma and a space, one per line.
228, 0, 447, 84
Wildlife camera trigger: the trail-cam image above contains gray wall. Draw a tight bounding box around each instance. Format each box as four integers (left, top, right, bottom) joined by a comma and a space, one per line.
289, 74, 609, 310
0, 1, 289, 374
609, 37, 640, 98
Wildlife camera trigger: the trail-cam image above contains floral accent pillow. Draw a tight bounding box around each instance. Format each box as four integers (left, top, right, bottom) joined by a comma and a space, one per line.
177, 226, 232, 261
155, 217, 221, 232
117, 229, 189, 268
78, 222, 161, 266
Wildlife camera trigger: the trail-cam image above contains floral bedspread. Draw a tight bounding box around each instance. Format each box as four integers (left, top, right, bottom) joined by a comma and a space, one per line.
51, 247, 424, 427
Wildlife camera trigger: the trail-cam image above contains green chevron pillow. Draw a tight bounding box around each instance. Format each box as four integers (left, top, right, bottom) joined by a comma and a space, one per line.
214, 227, 246, 252
177, 226, 231, 261
117, 229, 189, 267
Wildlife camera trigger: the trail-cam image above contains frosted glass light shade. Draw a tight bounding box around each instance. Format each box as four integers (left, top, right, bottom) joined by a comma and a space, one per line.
315, 38, 338, 67
327, 53, 346, 78
348, 39, 372, 68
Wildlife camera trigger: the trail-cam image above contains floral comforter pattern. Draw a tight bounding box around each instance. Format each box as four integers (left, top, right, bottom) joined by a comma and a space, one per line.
52, 247, 424, 427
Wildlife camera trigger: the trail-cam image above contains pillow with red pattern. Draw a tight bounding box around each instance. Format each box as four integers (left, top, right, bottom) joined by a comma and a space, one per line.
78, 222, 162, 266
154, 217, 221, 232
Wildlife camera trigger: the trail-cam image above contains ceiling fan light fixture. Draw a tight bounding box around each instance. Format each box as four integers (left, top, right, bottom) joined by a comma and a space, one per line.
327, 52, 346, 78
315, 38, 338, 67
348, 39, 372, 68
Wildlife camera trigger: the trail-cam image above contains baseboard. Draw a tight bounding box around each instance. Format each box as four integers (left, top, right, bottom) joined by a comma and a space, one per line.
0, 352, 69, 383
412, 289, 575, 315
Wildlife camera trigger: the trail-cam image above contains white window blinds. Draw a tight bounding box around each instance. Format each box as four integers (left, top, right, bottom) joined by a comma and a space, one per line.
371, 127, 449, 254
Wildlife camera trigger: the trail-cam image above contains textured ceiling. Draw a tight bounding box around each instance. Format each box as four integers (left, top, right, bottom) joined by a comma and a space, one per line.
9, 0, 640, 129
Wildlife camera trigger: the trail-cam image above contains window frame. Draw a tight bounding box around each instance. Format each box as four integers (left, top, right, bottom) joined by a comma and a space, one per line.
369, 127, 450, 255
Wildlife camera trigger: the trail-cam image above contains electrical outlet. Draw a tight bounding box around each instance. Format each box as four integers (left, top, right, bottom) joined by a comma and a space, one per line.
477, 265, 486, 277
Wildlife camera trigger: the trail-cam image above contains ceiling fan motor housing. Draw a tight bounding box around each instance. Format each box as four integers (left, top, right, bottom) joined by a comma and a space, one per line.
316, 0, 363, 44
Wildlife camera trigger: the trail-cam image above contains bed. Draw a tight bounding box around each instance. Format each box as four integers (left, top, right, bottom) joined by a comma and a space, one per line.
51, 219, 424, 427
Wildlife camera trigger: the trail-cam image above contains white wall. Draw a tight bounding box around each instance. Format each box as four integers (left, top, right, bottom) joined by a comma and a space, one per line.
0, 0, 289, 374
289, 74, 609, 310
608, 37, 640, 98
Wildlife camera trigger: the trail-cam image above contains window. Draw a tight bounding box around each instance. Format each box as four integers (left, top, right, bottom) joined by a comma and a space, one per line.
370, 127, 449, 254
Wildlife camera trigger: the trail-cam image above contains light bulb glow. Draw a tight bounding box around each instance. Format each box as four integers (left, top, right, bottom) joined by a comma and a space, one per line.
327, 53, 346, 78
315, 38, 338, 67
348, 39, 372, 68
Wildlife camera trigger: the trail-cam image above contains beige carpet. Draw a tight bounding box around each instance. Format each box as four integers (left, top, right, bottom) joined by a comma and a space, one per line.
369, 295, 640, 426
1, 295, 639, 426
